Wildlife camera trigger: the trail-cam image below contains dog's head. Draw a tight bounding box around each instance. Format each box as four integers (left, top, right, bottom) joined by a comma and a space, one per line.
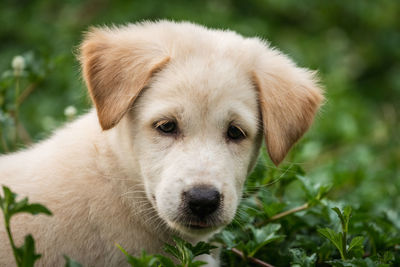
80, 21, 323, 237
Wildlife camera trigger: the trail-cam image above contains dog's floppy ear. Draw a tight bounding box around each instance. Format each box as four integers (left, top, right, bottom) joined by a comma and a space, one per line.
80, 27, 170, 130
252, 49, 324, 166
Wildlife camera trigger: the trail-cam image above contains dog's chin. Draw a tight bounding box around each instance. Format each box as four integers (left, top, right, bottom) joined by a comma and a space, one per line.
166, 219, 223, 237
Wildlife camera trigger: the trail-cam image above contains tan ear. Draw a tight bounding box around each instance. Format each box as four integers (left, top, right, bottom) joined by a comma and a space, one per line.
252, 50, 324, 166
80, 27, 170, 130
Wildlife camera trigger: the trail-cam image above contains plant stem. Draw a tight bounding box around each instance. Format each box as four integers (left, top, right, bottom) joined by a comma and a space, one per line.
269, 203, 309, 221
342, 231, 347, 260
17, 82, 38, 106
0, 128, 9, 152
13, 77, 20, 146
256, 203, 309, 227
4, 218, 20, 266
231, 248, 276, 267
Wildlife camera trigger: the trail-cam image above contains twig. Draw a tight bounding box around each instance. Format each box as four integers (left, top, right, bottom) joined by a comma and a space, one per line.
256, 203, 309, 227
17, 121, 32, 145
13, 77, 20, 146
0, 129, 9, 152
11, 82, 38, 147
17, 82, 38, 106
231, 247, 276, 267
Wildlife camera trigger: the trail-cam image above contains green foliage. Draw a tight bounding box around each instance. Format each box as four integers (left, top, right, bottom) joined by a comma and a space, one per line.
0, 186, 85, 267
117, 246, 161, 267
64, 256, 83, 267
318, 228, 345, 259
318, 206, 365, 261
0, 186, 51, 267
163, 236, 217, 265
244, 224, 285, 257
209, 165, 399, 266
0, 52, 55, 151
289, 248, 316, 267
1, 1, 399, 266
118, 236, 217, 267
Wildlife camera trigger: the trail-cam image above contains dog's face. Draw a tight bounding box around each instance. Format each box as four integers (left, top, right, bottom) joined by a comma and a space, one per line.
131, 58, 263, 235
80, 21, 323, 237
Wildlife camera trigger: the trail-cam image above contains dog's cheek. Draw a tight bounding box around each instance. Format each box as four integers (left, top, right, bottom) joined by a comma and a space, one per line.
136, 141, 170, 202
220, 182, 239, 223
229, 144, 253, 188
223, 143, 257, 222
154, 173, 184, 222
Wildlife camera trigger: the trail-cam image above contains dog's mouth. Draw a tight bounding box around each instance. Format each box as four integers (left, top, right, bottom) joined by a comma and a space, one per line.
184, 220, 213, 230
169, 216, 222, 233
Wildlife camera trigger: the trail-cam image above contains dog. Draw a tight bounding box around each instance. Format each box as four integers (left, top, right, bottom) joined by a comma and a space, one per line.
0, 21, 323, 266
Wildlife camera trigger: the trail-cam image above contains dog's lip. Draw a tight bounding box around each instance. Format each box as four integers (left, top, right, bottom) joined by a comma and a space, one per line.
184, 221, 212, 229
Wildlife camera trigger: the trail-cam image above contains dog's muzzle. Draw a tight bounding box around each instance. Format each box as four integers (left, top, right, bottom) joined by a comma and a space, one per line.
181, 185, 222, 229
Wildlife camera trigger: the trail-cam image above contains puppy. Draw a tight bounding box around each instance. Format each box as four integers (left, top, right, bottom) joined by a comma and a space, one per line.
0, 21, 323, 266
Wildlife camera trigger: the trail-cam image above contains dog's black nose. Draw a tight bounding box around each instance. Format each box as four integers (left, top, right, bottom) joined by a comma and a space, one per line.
186, 186, 220, 218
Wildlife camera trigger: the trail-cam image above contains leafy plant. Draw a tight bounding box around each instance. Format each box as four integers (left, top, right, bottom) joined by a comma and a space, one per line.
118, 236, 217, 267
318, 206, 365, 261
64, 256, 83, 267
1, 9, 400, 262
289, 248, 317, 267
0, 186, 52, 267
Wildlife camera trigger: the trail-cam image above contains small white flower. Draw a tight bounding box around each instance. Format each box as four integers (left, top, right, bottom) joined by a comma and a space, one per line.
64, 105, 77, 118
11, 55, 26, 76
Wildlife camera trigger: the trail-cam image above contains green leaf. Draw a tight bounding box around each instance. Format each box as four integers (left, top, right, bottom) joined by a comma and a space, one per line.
0, 186, 53, 267
163, 236, 216, 266
327, 258, 387, 267
332, 206, 352, 233
213, 230, 236, 249
189, 261, 208, 267
289, 248, 316, 267
263, 202, 286, 218
117, 245, 158, 267
1, 186, 52, 222
164, 242, 184, 262
155, 255, 176, 267
296, 175, 314, 199
315, 184, 332, 202
64, 256, 83, 267
13, 203, 52, 216
165, 236, 195, 264
2, 186, 16, 206
1, 186, 17, 222
342, 206, 352, 231
190, 241, 217, 258
116, 243, 130, 257
17, 235, 41, 267
250, 224, 281, 244
348, 236, 364, 253
318, 228, 344, 259
248, 224, 285, 257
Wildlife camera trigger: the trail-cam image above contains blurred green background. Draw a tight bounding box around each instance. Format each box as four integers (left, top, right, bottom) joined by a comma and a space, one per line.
1, 0, 399, 220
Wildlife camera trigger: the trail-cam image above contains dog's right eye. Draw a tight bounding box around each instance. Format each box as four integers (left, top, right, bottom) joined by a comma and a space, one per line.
155, 120, 178, 135
227, 124, 246, 141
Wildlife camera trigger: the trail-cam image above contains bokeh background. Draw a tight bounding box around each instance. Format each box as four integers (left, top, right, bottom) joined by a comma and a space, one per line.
1, 0, 399, 250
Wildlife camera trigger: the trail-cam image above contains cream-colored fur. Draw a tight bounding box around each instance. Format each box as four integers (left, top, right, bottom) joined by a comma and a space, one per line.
0, 21, 323, 266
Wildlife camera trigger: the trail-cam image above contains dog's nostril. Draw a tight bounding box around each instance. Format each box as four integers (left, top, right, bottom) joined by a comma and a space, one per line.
186, 186, 220, 218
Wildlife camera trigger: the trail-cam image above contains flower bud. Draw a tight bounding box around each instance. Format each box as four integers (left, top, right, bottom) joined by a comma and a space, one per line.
64, 106, 77, 119
11, 55, 26, 76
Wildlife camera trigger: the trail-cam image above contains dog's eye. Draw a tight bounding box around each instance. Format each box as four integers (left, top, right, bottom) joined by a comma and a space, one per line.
155, 120, 178, 135
227, 125, 246, 140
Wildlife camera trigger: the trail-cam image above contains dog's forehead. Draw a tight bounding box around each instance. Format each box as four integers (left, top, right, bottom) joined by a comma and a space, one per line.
139, 56, 259, 122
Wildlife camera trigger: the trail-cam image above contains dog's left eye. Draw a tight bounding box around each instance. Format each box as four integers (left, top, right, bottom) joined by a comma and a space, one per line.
227, 125, 246, 140
155, 120, 178, 135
